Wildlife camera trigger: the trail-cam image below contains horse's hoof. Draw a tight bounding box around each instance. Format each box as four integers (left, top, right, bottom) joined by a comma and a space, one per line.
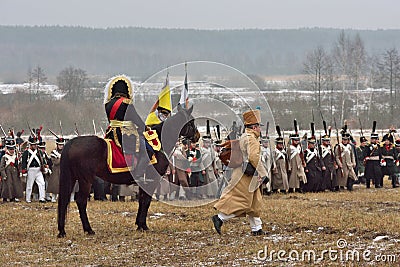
136, 225, 149, 231
85, 229, 96, 235
57, 232, 66, 238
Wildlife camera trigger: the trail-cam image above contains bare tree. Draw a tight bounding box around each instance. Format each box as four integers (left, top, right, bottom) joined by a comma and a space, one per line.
26, 67, 34, 102
27, 67, 34, 89
57, 66, 88, 104
349, 33, 367, 117
31, 65, 47, 89
377, 48, 400, 121
333, 30, 351, 124
324, 55, 338, 125
303, 45, 328, 110
366, 54, 380, 120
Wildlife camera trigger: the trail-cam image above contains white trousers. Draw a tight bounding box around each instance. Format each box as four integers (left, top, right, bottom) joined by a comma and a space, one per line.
26, 167, 45, 202
218, 212, 263, 231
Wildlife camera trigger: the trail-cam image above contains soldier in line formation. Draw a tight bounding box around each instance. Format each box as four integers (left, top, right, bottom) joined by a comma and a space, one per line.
265, 120, 400, 193
0, 128, 68, 203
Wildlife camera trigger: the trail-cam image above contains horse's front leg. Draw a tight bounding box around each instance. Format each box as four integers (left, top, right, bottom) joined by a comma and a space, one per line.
136, 175, 160, 231
136, 187, 151, 231
76, 180, 95, 235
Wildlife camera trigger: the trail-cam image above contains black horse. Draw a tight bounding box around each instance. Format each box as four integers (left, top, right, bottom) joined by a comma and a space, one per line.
57, 105, 198, 238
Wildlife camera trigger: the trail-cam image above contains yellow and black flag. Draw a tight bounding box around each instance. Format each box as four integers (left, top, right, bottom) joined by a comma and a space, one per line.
145, 74, 172, 126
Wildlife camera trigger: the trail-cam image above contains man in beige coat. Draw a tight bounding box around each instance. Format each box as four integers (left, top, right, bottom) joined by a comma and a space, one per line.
287, 133, 307, 192
334, 132, 357, 191
212, 109, 269, 236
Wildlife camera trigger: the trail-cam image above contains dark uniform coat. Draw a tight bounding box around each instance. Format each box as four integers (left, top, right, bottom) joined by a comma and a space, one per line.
321, 144, 337, 190
303, 148, 323, 192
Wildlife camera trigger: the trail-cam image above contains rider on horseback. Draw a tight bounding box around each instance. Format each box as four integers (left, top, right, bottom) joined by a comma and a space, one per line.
104, 75, 149, 183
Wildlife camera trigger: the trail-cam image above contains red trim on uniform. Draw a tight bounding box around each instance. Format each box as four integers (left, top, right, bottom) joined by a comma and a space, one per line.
110, 97, 125, 120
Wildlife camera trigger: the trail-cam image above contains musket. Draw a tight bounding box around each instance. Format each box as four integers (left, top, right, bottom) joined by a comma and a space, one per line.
334, 118, 344, 176
92, 120, 97, 135
281, 128, 287, 151
100, 127, 105, 137
59, 121, 64, 139
0, 124, 7, 138
277, 125, 290, 175
48, 129, 60, 139
294, 119, 306, 166
74, 122, 80, 136
26, 122, 36, 137
266, 121, 275, 166
319, 110, 324, 123
358, 118, 364, 137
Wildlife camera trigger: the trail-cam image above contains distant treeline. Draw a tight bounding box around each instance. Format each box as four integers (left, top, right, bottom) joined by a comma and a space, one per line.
2, 26, 400, 81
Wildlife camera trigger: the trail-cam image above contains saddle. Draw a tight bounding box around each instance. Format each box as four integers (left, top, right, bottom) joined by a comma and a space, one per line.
104, 129, 161, 174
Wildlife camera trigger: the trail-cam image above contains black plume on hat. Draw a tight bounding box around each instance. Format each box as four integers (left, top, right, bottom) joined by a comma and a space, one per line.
323, 121, 327, 135
216, 125, 221, 141
310, 122, 315, 138
206, 120, 211, 137
276, 125, 282, 137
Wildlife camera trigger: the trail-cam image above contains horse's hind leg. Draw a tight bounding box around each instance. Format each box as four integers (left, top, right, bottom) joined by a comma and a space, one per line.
76, 180, 95, 235
57, 197, 69, 238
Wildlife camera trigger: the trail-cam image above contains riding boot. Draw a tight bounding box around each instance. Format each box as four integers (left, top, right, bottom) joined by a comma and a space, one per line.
132, 136, 154, 184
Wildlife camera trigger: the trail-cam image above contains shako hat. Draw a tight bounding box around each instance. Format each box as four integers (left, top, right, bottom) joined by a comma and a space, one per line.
243, 109, 263, 126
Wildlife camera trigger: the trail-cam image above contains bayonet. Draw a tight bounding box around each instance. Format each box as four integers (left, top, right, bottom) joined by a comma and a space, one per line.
48, 129, 60, 139
59, 121, 64, 138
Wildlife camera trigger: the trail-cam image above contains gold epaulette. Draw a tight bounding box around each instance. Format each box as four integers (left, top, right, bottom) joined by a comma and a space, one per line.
143, 129, 161, 151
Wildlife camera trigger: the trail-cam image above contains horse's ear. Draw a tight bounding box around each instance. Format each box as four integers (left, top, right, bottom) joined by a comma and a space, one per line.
188, 104, 193, 115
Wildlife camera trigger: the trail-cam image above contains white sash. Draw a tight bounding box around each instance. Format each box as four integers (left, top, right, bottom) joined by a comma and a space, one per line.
321, 146, 331, 158
306, 149, 316, 163
290, 145, 300, 160
275, 149, 285, 161
27, 149, 41, 168
4, 153, 16, 167
340, 143, 351, 157
51, 150, 61, 159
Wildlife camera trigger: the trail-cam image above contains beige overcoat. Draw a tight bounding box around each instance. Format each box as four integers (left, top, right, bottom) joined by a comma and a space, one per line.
334, 143, 357, 186
214, 128, 267, 217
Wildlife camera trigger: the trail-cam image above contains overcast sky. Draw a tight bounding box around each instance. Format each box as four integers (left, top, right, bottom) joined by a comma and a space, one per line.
1, 0, 400, 30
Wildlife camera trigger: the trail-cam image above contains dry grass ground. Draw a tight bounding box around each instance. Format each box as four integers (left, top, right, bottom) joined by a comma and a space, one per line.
1, 180, 400, 266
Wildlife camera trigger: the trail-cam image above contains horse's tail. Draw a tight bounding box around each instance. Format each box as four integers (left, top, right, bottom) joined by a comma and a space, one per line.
57, 141, 73, 236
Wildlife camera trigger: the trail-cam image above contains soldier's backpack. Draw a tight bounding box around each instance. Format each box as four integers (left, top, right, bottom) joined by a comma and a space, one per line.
219, 139, 243, 168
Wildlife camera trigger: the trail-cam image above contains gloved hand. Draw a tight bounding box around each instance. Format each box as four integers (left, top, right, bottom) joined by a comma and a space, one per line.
380, 159, 386, 167
261, 176, 269, 184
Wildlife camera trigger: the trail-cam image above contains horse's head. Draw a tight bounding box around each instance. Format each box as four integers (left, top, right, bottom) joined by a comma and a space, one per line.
154, 104, 199, 154
176, 104, 199, 142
